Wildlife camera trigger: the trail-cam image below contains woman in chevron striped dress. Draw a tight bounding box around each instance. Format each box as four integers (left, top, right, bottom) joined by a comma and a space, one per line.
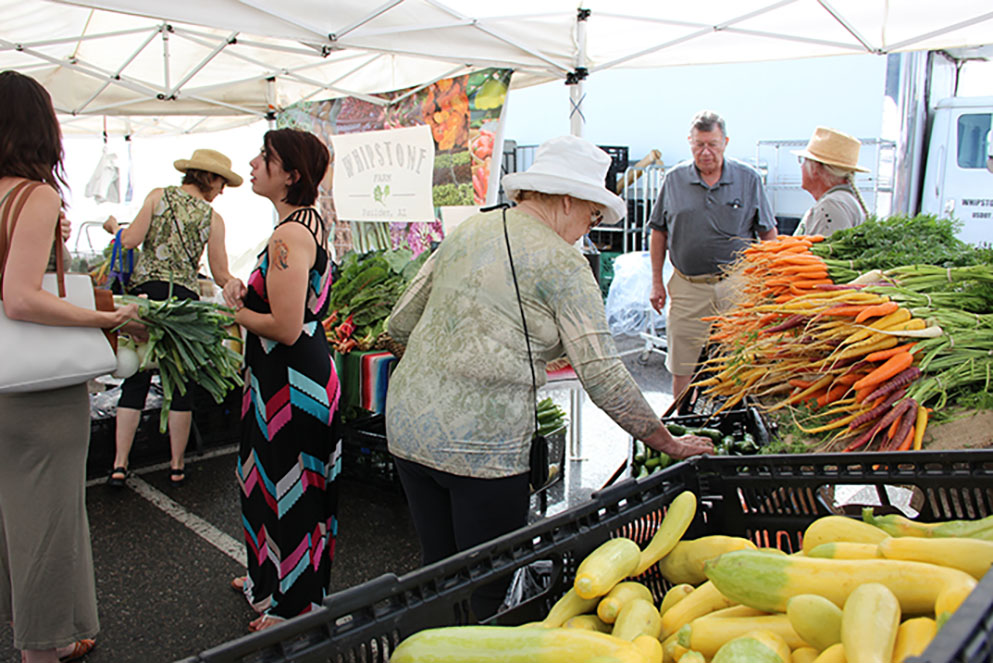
222, 128, 340, 632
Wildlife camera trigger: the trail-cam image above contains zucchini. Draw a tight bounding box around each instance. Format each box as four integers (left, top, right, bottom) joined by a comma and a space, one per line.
694, 427, 725, 444
665, 423, 687, 436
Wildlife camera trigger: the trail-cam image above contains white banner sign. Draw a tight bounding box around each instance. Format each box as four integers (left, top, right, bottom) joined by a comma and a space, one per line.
331, 125, 435, 222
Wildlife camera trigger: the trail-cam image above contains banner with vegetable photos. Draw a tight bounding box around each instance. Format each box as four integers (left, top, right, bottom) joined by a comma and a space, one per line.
278, 68, 512, 256
329, 125, 435, 222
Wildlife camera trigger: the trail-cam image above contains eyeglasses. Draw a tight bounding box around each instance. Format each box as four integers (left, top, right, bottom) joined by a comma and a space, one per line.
589, 206, 604, 229
689, 140, 724, 153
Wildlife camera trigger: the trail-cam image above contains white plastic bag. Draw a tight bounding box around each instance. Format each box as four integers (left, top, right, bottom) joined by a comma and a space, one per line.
604, 251, 668, 336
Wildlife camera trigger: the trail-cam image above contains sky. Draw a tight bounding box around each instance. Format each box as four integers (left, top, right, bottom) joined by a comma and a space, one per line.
61, 53, 992, 275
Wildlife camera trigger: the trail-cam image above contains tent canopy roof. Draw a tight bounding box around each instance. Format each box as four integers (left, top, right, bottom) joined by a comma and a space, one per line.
2, 0, 991, 134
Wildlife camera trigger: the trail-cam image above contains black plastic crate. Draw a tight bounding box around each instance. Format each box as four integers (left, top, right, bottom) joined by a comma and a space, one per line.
662, 405, 771, 446
337, 414, 402, 492
180, 450, 993, 663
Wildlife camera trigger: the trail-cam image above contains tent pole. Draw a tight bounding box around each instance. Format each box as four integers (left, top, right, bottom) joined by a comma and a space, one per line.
567, 8, 590, 137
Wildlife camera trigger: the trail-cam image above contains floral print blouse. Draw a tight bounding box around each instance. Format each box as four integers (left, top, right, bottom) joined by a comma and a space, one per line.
129, 186, 213, 293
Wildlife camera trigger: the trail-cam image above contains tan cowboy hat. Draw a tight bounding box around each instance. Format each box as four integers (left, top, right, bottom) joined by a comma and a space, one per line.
502, 135, 626, 225
173, 148, 243, 187
791, 126, 869, 173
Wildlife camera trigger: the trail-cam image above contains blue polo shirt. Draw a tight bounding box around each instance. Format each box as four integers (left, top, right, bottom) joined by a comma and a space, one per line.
647, 157, 775, 276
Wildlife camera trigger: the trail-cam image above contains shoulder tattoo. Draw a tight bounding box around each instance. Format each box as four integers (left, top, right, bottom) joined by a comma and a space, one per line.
272, 238, 290, 270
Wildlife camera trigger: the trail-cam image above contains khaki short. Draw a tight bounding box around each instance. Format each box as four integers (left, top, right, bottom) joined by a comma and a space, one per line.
665, 269, 737, 376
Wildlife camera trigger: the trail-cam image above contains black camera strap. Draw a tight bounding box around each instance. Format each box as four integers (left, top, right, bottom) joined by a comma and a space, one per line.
500, 206, 543, 458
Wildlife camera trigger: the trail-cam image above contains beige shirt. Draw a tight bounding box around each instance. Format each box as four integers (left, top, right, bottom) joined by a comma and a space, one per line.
385, 207, 660, 478
795, 184, 865, 237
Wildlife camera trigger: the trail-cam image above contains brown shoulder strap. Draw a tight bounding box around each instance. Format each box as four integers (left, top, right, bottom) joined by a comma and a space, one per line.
0, 181, 57, 298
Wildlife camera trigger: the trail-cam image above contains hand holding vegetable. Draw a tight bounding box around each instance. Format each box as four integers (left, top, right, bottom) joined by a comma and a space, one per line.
644, 424, 714, 460
222, 278, 247, 310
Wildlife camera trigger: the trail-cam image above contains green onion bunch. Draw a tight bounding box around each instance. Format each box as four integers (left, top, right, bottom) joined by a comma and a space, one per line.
118, 295, 244, 432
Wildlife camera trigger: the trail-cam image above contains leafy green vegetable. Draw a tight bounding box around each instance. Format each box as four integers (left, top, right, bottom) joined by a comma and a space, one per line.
811, 214, 989, 282
117, 295, 243, 432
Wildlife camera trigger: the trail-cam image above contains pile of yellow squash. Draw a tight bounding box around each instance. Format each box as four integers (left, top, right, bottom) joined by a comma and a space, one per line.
390, 491, 993, 663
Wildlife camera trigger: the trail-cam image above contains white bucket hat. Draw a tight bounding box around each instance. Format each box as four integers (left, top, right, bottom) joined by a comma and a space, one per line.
791, 126, 869, 173
174, 148, 244, 187
502, 135, 626, 225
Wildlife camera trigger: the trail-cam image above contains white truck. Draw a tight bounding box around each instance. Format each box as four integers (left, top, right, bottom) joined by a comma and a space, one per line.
918, 95, 993, 245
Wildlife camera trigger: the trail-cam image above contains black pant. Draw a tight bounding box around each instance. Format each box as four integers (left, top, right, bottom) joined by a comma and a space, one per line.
117, 280, 199, 412
394, 456, 530, 619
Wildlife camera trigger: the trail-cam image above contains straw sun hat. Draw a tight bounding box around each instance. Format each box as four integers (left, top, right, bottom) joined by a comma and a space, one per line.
173, 148, 243, 187
792, 126, 869, 173
502, 135, 626, 225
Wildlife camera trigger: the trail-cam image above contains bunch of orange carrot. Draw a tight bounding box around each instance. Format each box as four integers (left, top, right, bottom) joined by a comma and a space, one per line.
696, 235, 941, 452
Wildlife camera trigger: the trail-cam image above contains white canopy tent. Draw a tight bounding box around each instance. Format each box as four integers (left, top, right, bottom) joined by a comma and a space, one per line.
2, 0, 992, 135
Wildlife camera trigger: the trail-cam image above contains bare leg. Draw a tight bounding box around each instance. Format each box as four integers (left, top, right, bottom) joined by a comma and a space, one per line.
22, 649, 58, 663
113, 407, 142, 470
168, 410, 192, 479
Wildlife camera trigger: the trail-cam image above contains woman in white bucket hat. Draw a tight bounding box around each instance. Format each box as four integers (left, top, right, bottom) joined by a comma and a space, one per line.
793, 126, 870, 237
385, 135, 713, 619
102, 148, 242, 490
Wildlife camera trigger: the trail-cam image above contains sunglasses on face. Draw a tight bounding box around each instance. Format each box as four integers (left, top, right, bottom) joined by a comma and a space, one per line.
589, 206, 604, 228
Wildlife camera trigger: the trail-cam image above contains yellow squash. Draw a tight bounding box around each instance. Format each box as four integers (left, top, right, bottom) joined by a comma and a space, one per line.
812, 643, 846, 663
564, 614, 612, 633
801, 515, 889, 554
786, 593, 842, 652
805, 542, 881, 560
891, 617, 937, 663
878, 536, 993, 579
542, 587, 601, 627
598, 581, 655, 624
633, 634, 664, 663
634, 491, 698, 576
677, 613, 806, 658
390, 625, 650, 663
612, 598, 663, 641
840, 583, 900, 663
658, 583, 694, 618
792, 647, 819, 663
660, 580, 736, 639
704, 550, 976, 618
657, 535, 757, 585
711, 629, 792, 663
575, 537, 643, 599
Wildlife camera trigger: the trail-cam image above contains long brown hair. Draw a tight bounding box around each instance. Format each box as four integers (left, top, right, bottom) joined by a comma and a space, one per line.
0, 71, 67, 197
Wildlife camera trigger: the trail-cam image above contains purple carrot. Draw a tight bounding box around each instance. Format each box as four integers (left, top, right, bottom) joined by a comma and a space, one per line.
862, 367, 922, 405
763, 314, 808, 335
886, 399, 919, 450
849, 388, 907, 430
846, 397, 915, 452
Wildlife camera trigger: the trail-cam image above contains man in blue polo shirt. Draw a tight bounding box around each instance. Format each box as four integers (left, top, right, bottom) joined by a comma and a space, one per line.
648, 110, 777, 408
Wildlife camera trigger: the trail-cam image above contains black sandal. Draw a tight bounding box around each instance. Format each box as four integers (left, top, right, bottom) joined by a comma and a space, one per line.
107, 467, 128, 488
170, 468, 186, 486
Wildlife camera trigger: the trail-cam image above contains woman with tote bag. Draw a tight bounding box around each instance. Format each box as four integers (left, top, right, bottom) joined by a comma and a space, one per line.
0, 70, 141, 663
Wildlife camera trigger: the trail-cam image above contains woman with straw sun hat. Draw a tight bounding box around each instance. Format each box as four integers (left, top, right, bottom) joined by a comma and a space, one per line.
103, 147, 242, 489
385, 135, 714, 620
793, 126, 870, 237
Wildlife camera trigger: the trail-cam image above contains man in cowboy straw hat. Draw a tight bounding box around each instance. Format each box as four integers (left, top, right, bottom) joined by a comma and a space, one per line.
648, 110, 777, 410
102, 147, 241, 490
792, 126, 870, 237
385, 134, 713, 617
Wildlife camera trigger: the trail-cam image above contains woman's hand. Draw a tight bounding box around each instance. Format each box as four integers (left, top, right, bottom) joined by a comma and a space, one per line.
103, 215, 119, 234
106, 302, 141, 330
642, 424, 714, 460
222, 278, 246, 309
120, 319, 149, 344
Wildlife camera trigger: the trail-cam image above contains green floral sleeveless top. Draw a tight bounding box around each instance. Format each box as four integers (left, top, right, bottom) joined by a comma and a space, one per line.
130, 186, 213, 293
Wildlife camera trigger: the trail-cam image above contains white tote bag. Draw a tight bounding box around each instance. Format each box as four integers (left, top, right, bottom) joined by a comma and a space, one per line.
0, 181, 117, 393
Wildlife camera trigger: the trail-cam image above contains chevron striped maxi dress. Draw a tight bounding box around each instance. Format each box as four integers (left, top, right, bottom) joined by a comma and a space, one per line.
236, 209, 341, 620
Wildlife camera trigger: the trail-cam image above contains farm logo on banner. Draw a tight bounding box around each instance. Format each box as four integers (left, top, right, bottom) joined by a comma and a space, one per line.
330, 125, 435, 222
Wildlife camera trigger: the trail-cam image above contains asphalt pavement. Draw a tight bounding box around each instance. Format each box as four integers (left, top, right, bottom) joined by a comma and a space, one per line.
0, 334, 672, 662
